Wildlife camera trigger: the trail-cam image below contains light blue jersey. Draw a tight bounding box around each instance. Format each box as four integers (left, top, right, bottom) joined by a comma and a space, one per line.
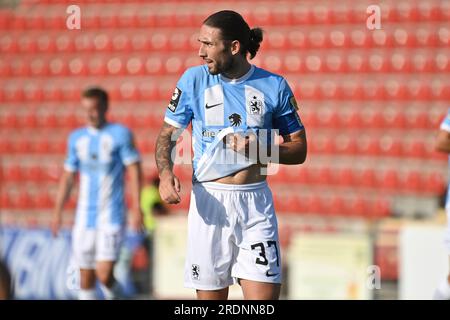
440, 109, 450, 209
164, 64, 304, 182
64, 123, 140, 229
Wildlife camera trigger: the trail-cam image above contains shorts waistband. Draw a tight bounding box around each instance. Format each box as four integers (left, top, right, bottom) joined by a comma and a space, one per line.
195, 180, 268, 191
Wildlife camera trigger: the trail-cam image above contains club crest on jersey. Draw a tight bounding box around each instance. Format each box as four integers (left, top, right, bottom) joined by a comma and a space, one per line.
168, 87, 182, 112
249, 95, 263, 115
191, 264, 200, 280
229, 113, 242, 127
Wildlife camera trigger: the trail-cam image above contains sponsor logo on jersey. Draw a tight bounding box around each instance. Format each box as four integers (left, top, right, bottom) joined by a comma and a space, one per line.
205, 102, 222, 109
228, 113, 242, 127
168, 87, 182, 112
202, 129, 217, 138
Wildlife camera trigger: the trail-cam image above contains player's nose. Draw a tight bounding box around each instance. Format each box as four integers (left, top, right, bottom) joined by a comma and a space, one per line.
198, 44, 206, 58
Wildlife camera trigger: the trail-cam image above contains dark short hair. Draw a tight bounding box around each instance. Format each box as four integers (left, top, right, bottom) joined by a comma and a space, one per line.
203, 10, 263, 59
82, 87, 109, 111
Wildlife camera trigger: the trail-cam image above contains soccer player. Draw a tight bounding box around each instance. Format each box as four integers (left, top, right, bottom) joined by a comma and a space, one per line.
155, 11, 307, 300
51, 87, 143, 300
0, 259, 12, 300
434, 108, 450, 300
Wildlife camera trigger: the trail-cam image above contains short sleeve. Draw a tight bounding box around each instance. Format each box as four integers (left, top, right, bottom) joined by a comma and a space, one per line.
272, 78, 304, 135
440, 109, 450, 132
120, 129, 140, 166
163, 69, 194, 128
64, 133, 79, 172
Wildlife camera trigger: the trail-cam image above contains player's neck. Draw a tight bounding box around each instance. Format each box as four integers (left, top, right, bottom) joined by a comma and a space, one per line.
89, 119, 108, 130
221, 60, 251, 80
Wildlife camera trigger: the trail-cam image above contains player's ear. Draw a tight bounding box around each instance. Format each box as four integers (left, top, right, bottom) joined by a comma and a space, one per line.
230, 40, 240, 56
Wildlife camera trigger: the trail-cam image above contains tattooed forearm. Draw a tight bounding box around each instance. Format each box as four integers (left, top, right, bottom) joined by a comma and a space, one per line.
155, 123, 177, 175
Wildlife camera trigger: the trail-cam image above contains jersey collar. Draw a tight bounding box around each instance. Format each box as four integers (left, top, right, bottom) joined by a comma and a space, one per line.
220, 65, 255, 84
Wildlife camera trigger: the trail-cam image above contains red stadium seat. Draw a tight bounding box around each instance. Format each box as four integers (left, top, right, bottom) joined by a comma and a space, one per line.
308, 30, 329, 49
112, 34, 132, 52
283, 54, 303, 73
107, 57, 125, 75
435, 53, 449, 73
165, 56, 184, 74
325, 54, 346, 73
432, 80, 450, 101
368, 53, 389, 72
393, 28, 416, 47
34, 139, 51, 154
383, 107, 406, 128
287, 30, 307, 49
415, 27, 437, 47
36, 34, 56, 53
18, 34, 37, 53
317, 107, 339, 129
359, 168, 377, 189
150, 33, 169, 51
0, 57, 10, 77
272, 7, 292, 26
29, 58, 49, 77
11, 59, 30, 77
156, 12, 178, 28
305, 194, 323, 214
145, 56, 164, 75
381, 169, 399, 190
168, 33, 190, 51
55, 34, 75, 52
424, 172, 446, 194
335, 167, 354, 187
403, 138, 426, 158
87, 56, 106, 76
131, 33, 150, 51
0, 112, 18, 129
385, 81, 408, 101
390, 52, 411, 72
329, 30, 349, 48
403, 170, 422, 193
413, 53, 433, 72
350, 30, 371, 48
290, 5, 312, 25
328, 195, 345, 216
67, 57, 87, 76
357, 135, 380, 156
266, 31, 287, 50
22, 112, 38, 128
373, 197, 391, 218
35, 190, 53, 209
0, 34, 18, 53
346, 54, 368, 73
379, 135, 403, 157
4, 164, 22, 182
347, 195, 368, 217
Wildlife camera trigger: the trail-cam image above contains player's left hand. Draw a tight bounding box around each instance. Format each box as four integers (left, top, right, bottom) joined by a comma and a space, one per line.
129, 209, 144, 232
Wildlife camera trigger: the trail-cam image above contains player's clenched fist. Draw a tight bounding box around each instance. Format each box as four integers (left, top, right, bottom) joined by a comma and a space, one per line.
159, 170, 181, 204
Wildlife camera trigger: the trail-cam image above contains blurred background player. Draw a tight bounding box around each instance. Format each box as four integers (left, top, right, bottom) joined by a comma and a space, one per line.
0, 259, 13, 300
433, 108, 450, 300
156, 10, 307, 300
138, 175, 168, 296
51, 87, 143, 300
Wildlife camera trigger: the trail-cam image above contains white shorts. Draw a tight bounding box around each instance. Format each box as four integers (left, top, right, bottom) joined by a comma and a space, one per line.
184, 180, 281, 290
72, 226, 124, 269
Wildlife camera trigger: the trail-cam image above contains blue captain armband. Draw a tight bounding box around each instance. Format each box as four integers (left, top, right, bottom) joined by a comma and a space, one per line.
273, 112, 304, 136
